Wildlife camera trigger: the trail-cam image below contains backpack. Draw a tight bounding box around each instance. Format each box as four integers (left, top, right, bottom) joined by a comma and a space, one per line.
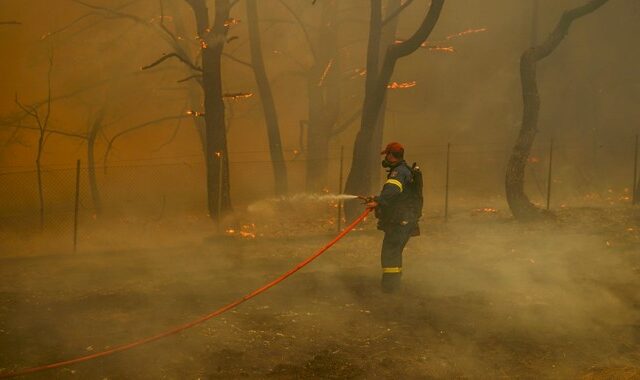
405, 162, 424, 220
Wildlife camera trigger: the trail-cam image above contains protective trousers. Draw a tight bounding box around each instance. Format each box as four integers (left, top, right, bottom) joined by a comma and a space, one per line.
380, 222, 415, 293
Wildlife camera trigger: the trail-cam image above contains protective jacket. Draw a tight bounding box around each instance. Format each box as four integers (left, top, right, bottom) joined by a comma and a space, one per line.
374, 160, 419, 231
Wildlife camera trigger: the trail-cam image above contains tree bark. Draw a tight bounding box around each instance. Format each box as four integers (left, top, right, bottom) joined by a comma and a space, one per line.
344, 0, 444, 221
247, 0, 288, 196
506, 0, 609, 221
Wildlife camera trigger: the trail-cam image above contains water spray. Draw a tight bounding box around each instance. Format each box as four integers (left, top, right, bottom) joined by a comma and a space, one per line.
247, 193, 361, 213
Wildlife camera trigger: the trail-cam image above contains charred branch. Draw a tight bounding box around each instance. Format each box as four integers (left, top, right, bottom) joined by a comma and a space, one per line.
177, 74, 203, 83
73, 0, 147, 24
142, 53, 202, 72
222, 52, 253, 68
103, 115, 188, 170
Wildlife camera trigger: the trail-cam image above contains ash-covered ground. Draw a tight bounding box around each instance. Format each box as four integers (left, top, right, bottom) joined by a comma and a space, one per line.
1, 202, 639, 379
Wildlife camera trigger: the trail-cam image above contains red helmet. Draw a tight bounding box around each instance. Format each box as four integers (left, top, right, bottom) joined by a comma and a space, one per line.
380, 142, 404, 157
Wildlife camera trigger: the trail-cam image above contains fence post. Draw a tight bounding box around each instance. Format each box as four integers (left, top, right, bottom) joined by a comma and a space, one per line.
73, 159, 81, 253
546, 139, 554, 210
337, 145, 344, 232
633, 134, 638, 205
444, 143, 450, 221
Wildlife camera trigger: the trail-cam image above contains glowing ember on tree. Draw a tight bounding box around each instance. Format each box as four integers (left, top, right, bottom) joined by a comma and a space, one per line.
224, 18, 241, 27
395, 39, 455, 53
346, 68, 367, 79
426, 45, 455, 53
394, 27, 486, 55
223, 92, 254, 100
446, 27, 488, 40
186, 110, 205, 117
387, 81, 417, 89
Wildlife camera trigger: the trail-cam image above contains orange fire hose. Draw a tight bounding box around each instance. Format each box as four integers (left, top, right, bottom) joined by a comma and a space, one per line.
0, 208, 371, 379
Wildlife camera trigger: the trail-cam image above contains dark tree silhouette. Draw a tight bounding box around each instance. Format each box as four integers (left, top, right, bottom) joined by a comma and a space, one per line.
506, 0, 610, 221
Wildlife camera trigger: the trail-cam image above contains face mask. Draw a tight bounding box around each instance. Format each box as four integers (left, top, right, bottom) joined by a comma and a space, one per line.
381, 159, 393, 168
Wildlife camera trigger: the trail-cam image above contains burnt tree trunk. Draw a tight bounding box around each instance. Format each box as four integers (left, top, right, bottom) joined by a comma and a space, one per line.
186, 0, 232, 222
247, 0, 288, 196
506, 0, 609, 221
344, 0, 444, 221
305, 0, 340, 192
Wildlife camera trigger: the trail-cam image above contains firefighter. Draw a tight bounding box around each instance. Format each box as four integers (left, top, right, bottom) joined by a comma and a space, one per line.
365, 142, 420, 293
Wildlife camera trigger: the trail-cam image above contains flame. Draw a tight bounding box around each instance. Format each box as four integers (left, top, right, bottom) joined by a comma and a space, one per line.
471, 207, 498, 215
317, 59, 334, 87
446, 27, 488, 40
223, 92, 254, 100
199, 39, 208, 49
225, 223, 256, 239
387, 81, 417, 89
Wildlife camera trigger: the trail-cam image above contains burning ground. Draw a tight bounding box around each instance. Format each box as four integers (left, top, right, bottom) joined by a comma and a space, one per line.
1, 203, 639, 379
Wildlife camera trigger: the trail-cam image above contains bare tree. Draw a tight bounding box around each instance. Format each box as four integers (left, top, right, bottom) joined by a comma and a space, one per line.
13, 55, 54, 231
344, 0, 445, 221
506, 0, 610, 221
